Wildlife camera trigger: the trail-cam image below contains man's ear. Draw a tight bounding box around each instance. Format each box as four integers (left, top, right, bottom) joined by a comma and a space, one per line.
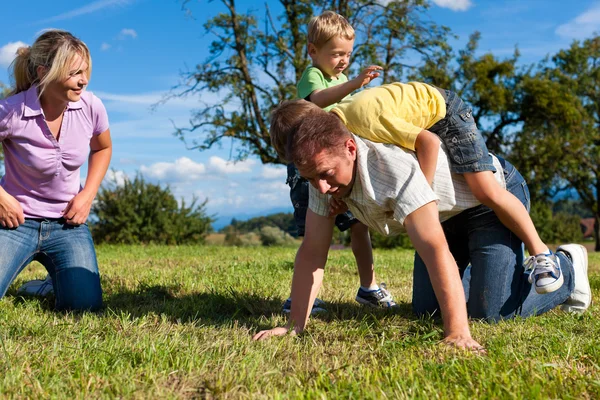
345, 138, 358, 160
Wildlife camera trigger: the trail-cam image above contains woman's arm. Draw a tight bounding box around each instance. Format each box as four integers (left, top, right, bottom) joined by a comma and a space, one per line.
62, 129, 112, 225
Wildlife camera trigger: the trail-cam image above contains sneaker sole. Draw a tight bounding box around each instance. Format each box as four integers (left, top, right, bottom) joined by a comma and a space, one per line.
355, 296, 380, 308
355, 296, 396, 308
535, 273, 564, 294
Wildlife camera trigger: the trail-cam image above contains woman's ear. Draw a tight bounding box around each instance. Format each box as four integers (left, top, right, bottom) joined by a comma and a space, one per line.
36, 65, 47, 81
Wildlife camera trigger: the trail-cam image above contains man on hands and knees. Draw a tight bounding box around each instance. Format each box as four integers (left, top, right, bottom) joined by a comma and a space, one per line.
254, 100, 591, 350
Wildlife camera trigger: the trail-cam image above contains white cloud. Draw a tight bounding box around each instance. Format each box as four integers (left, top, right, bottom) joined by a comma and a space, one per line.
432, 0, 472, 11
34, 0, 136, 24
119, 28, 138, 39
140, 157, 206, 182
101, 42, 111, 51
261, 165, 287, 180
208, 156, 256, 174
104, 169, 128, 187
0, 41, 28, 67
556, 4, 600, 39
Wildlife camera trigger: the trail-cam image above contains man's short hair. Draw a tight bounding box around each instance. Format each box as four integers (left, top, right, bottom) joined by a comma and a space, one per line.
287, 112, 351, 167
308, 11, 355, 48
269, 100, 324, 163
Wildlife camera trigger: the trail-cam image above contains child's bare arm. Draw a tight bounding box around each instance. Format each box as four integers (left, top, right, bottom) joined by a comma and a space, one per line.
414, 129, 440, 186
309, 65, 382, 108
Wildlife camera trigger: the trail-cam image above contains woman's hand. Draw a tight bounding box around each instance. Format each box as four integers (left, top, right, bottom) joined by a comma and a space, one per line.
0, 190, 25, 228
62, 190, 95, 225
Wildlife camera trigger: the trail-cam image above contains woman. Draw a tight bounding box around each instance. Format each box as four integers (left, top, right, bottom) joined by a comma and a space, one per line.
0, 30, 112, 310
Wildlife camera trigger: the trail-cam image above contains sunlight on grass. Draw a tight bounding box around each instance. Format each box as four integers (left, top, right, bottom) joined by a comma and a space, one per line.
0, 245, 598, 398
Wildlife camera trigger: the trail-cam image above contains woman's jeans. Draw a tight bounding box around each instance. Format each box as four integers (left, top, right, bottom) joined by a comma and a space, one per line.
413, 159, 574, 321
0, 219, 102, 311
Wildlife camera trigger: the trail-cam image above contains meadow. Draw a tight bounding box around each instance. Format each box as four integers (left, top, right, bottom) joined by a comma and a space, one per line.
1, 244, 598, 399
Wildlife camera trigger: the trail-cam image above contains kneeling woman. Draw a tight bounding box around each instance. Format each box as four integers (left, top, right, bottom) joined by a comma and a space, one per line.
0, 30, 112, 310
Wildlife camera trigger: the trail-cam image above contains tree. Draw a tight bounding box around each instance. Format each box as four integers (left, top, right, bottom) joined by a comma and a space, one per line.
91, 174, 213, 244
171, 0, 452, 164
415, 32, 525, 155
512, 36, 600, 249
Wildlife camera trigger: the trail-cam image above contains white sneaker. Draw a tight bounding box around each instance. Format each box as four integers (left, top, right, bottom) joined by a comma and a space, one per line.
557, 244, 591, 313
524, 252, 564, 294
16, 275, 54, 297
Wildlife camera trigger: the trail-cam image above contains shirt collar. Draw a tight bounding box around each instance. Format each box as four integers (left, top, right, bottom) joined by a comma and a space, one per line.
23, 86, 43, 117
22, 85, 83, 117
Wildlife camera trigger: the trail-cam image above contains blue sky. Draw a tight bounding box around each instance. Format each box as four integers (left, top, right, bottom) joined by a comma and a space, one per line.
1, 0, 599, 226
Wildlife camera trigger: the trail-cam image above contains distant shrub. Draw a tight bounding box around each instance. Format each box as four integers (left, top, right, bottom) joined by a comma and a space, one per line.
91, 173, 212, 244
370, 231, 413, 249
530, 201, 583, 244
259, 226, 296, 246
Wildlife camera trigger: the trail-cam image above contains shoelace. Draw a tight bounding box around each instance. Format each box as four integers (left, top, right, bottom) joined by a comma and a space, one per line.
524, 254, 558, 284
378, 282, 394, 302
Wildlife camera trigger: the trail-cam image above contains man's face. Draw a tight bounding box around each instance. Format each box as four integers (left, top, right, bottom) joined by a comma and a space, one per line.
297, 139, 357, 199
308, 37, 354, 79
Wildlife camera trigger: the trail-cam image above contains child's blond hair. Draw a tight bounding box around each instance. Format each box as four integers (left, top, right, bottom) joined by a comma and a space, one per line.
307, 11, 355, 48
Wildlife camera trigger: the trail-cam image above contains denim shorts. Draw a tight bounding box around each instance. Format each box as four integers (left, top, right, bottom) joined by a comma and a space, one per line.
286, 164, 357, 236
428, 89, 496, 174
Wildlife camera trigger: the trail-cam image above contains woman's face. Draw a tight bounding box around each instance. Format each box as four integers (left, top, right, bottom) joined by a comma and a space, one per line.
42, 53, 89, 104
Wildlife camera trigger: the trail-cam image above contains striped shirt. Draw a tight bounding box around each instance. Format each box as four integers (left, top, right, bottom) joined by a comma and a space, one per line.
309, 134, 506, 236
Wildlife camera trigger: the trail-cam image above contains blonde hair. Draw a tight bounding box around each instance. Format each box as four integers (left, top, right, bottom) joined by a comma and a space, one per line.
307, 11, 355, 48
270, 100, 324, 162
10, 30, 92, 97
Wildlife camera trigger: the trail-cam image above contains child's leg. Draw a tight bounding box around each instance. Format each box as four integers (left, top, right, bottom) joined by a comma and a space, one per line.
347, 221, 396, 307
349, 222, 376, 288
463, 171, 547, 255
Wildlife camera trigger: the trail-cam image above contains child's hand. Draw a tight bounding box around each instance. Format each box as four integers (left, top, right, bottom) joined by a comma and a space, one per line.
329, 198, 349, 217
352, 65, 382, 89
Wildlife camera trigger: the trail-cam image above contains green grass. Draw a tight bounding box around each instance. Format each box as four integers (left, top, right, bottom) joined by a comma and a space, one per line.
1, 245, 599, 398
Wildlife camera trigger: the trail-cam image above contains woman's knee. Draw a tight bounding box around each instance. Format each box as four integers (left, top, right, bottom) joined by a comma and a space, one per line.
54, 267, 103, 311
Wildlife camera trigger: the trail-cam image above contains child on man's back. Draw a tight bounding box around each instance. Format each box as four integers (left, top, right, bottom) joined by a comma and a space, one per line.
282, 11, 395, 315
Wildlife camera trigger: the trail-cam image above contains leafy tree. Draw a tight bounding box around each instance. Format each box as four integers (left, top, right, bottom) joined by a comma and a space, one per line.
529, 201, 583, 245
172, 0, 452, 164
512, 36, 600, 249
415, 32, 525, 155
92, 174, 213, 244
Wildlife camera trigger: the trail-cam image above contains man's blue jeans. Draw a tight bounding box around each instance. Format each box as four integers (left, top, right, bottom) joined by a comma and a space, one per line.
0, 219, 102, 311
413, 160, 574, 321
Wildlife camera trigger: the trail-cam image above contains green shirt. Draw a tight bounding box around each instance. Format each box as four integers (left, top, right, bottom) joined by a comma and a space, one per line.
296, 66, 350, 111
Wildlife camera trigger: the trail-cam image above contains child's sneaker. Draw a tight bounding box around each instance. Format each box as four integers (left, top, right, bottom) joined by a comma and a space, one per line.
557, 244, 591, 313
16, 275, 54, 297
524, 251, 563, 294
355, 283, 397, 308
282, 297, 327, 315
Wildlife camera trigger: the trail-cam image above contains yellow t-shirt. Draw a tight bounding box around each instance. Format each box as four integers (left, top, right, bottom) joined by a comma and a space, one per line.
331, 82, 446, 151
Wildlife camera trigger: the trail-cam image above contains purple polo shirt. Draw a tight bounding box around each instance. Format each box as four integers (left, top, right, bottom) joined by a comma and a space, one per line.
0, 85, 109, 218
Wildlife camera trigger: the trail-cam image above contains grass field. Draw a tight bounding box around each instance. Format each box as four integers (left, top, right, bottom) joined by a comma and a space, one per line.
1, 244, 599, 398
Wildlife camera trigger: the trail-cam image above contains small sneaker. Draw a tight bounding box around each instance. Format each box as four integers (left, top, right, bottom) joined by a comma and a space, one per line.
16, 275, 54, 297
524, 252, 563, 294
355, 283, 397, 308
282, 297, 327, 315
557, 244, 591, 313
